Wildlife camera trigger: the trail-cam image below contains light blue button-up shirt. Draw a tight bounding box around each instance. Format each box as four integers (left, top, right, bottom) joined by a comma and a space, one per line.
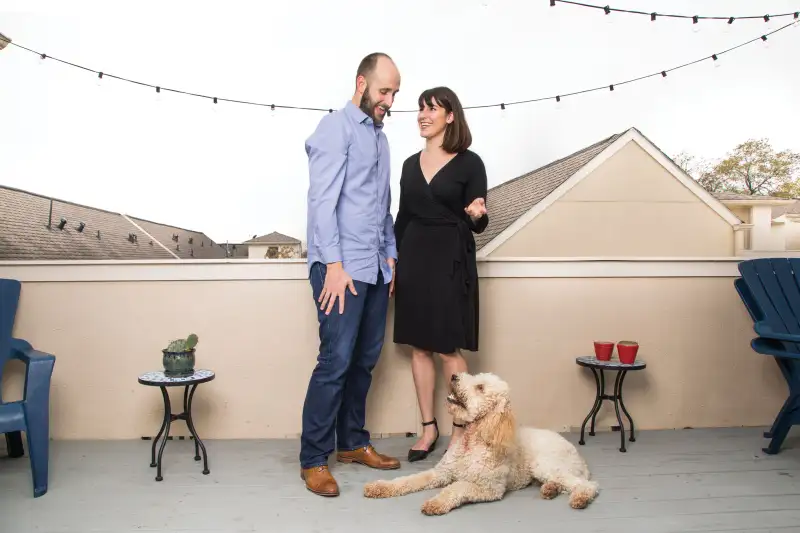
305, 101, 397, 286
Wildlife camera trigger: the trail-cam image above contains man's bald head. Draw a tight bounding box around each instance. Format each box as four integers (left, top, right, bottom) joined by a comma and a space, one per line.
353, 52, 400, 124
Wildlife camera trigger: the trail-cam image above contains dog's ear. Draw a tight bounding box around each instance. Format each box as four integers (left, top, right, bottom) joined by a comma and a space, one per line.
478, 398, 516, 460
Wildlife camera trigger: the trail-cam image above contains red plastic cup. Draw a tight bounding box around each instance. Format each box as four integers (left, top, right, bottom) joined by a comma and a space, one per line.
594, 341, 614, 361
617, 341, 639, 364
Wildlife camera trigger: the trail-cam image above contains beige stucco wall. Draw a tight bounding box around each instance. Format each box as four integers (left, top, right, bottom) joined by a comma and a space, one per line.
0, 260, 786, 441
491, 141, 735, 257
784, 218, 800, 250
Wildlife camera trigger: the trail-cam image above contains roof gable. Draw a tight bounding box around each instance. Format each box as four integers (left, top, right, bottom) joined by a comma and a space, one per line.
474, 132, 622, 253
476, 127, 741, 256
245, 232, 301, 244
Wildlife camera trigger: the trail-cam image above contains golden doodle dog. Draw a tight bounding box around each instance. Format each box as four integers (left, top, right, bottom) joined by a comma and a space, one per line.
363, 372, 599, 515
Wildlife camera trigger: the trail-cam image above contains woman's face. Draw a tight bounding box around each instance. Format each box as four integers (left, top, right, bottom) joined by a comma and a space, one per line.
417, 97, 453, 140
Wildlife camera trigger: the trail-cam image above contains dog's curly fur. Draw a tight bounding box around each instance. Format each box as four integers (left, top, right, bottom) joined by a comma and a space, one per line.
363, 372, 599, 515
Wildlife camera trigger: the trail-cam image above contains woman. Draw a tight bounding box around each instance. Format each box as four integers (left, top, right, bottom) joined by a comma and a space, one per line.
393, 86, 489, 462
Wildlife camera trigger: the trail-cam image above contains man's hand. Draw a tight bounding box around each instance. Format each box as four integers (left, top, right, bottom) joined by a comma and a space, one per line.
387, 257, 396, 297
319, 262, 357, 315
464, 197, 487, 220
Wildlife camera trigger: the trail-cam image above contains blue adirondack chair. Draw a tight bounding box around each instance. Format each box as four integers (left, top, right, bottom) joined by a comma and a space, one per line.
0, 278, 56, 497
734, 258, 800, 455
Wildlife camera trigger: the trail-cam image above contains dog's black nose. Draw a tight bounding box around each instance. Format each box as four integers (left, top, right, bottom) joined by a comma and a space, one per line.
451, 374, 458, 382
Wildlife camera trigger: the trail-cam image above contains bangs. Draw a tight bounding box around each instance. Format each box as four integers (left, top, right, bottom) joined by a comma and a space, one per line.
418, 88, 450, 111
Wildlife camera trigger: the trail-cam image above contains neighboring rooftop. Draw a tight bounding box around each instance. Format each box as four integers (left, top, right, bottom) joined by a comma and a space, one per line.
245, 232, 302, 245
0, 184, 226, 260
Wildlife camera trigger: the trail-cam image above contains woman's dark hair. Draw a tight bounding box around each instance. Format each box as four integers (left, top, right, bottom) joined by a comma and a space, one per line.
418, 86, 472, 153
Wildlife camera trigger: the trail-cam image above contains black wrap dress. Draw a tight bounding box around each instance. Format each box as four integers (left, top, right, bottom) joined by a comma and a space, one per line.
393, 149, 489, 354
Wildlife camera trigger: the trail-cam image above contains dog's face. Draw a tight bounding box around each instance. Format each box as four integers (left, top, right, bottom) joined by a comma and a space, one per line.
447, 372, 511, 424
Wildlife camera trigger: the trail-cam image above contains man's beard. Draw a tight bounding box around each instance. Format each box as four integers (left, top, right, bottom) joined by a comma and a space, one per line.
359, 85, 385, 123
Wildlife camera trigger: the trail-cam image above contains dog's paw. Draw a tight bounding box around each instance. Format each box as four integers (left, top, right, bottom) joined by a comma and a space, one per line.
364, 480, 393, 498
540, 481, 560, 500
421, 498, 450, 516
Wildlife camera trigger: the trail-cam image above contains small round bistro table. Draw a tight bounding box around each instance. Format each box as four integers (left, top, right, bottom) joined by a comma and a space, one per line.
575, 356, 646, 453
138, 369, 215, 481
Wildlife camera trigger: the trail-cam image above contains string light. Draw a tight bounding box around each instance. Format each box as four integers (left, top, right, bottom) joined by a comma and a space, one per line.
0, 21, 795, 114
550, 1, 800, 25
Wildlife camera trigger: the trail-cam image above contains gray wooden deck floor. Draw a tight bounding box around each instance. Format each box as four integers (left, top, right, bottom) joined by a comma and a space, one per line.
2, 427, 800, 532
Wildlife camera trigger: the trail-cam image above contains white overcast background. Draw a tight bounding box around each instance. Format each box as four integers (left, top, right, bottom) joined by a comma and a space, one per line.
1, 0, 798, 243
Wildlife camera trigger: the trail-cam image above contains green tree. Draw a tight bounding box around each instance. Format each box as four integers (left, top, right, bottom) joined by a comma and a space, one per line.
676, 139, 800, 198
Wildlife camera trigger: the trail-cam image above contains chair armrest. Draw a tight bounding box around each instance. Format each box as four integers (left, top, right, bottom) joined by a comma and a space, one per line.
753, 324, 800, 344
751, 337, 800, 360
9, 338, 56, 402
10, 338, 56, 364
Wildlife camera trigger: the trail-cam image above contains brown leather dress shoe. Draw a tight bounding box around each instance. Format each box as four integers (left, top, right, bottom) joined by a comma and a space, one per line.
300, 465, 339, 497
336, 444, 401, 470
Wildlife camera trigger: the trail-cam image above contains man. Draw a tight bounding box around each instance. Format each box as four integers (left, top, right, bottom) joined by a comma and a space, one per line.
300, 52, 402, 497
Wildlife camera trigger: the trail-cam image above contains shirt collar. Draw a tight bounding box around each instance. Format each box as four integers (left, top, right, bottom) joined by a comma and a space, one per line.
345, 100, 384, 129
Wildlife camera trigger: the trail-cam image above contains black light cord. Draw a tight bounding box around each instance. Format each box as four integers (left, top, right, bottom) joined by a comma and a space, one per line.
550, 0, 800, 23
0, 20, 796, 113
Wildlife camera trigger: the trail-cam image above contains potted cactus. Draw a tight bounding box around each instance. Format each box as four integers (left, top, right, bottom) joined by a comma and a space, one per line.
162, 333, 198, 377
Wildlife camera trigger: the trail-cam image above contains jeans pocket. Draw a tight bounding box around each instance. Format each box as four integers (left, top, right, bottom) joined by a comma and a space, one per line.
310, 261, 327, 300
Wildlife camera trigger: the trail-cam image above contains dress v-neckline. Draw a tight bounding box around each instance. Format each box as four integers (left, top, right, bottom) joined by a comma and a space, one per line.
419, 151, 459, 186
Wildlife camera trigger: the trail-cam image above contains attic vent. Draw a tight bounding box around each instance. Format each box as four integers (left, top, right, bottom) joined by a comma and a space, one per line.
201, 241, 204, 247
128, 233, 137, 243
77, 222, 85, 232
188, 237, 194, 244
172, 234, 179, 242
57, 218, 67, 230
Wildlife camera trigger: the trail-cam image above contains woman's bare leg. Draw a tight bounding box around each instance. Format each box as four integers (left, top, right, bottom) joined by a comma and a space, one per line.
410, 347, 438, 450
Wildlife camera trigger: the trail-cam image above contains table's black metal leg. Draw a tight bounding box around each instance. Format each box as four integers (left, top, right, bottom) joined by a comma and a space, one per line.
590, 370, 605, 436
155, 386, 172, 481
150, 391, 169, 468
185, 383, 210, 475
613, 371, 627, 452
579, 368, 603, 445
183, 386, 200, 461
617, 370, 635, 442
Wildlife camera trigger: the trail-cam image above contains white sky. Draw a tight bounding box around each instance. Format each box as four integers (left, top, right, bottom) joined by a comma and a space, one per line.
1, 0, 798, 244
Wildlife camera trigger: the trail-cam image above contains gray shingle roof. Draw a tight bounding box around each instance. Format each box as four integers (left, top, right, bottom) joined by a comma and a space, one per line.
128, 216, 226, 259
0, 184, 226, 260
475, 131, 624, 251
245, 232, 301, 244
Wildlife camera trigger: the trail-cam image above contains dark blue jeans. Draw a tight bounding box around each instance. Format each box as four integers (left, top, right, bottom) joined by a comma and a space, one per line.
299, 261, 390, 468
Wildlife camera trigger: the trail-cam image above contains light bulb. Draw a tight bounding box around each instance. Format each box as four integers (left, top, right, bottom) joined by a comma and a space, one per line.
95, 72, 103, 88
692, 16, 701, 33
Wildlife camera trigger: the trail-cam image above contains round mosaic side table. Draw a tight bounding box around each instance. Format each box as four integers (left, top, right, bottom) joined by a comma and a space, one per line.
575, 356, 646, 453
138, 369, 215, 481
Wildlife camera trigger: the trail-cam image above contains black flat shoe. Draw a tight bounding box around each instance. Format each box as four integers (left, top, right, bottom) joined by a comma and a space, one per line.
408, 419, 439, 462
